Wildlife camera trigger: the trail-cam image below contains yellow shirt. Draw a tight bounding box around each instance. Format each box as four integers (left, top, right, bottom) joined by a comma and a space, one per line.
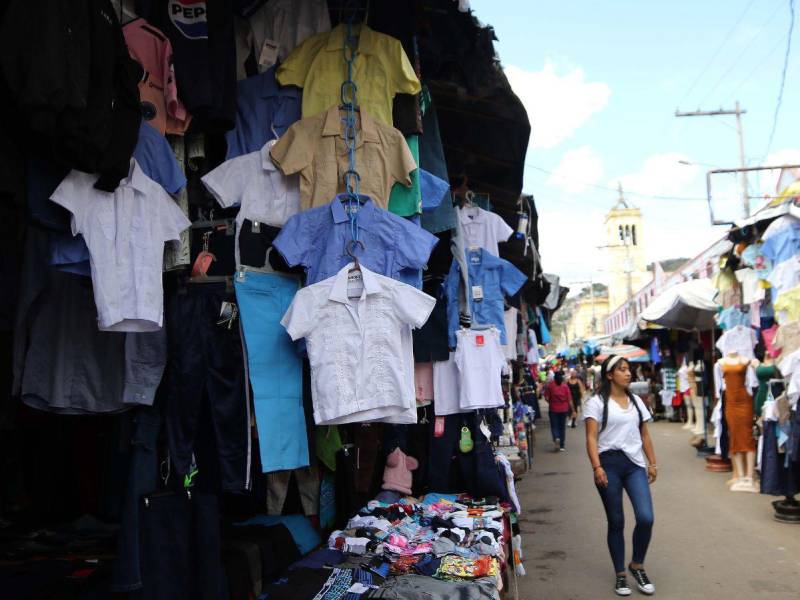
774, 285, 800, 324
270, 106, 416, 210
277, 23, 421, 125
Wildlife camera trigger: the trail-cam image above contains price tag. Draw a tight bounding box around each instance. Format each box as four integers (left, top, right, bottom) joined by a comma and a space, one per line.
471, 285, 484, 301
434, 416, 446, 438
475, 334, 485, 347
258, 38, 279, 68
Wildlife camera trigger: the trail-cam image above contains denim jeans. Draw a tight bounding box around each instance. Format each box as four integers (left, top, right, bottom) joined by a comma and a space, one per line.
596, 450, 655, 573
549, 411, 568, 448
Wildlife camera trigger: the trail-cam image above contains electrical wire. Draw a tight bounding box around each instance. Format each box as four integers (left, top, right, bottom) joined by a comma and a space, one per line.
677, 0, 759, 106
763, 0, 796, 159
697, 0, 785, 106
722, 31, 788, 103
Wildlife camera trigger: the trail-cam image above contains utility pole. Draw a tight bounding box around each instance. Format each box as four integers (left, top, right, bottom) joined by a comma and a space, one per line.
675, 102, 749, 217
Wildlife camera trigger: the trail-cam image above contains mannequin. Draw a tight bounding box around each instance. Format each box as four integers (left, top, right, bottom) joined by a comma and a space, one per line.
716, 351, 759, 492
678, 358, 694, 431
690, 360, 706, 436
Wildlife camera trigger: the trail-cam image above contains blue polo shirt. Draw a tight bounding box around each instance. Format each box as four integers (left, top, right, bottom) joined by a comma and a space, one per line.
225, 66, 301, 160
274, 195, 438, 287
444, 248, 527, 347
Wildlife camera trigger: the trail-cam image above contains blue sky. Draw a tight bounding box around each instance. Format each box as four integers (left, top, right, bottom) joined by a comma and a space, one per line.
470, 0, 800, 289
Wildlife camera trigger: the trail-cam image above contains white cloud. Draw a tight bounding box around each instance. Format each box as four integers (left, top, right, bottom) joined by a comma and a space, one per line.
505, 61, 611, 149
610, 153, 718, 265
546, 146, 604, 194
613, 152, 700, 198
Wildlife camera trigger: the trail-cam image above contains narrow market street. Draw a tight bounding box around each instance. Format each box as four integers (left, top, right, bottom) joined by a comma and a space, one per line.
516, 412, 800, 600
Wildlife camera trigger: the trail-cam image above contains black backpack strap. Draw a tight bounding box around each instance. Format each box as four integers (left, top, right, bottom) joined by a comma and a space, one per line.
600, 395, 610, 432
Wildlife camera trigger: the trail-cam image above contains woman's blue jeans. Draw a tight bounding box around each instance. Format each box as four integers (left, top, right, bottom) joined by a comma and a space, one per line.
549, 411, 568, 448
596, 450, 654, 574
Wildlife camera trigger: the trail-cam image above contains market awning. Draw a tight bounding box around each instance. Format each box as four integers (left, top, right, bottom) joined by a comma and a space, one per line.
596, 344, 650, 363
639, 278, 719, 331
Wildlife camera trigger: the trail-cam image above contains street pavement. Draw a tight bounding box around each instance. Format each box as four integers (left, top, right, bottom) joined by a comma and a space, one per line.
515, 413, 800, 600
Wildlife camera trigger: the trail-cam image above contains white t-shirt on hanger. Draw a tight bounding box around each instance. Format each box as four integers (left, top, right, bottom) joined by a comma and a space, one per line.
454, 328, 507, 411
715, 325, 758, 359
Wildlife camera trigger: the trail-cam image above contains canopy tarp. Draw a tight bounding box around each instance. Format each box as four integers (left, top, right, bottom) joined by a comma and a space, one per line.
639, 278, 719, 331
596, 344, 650, 363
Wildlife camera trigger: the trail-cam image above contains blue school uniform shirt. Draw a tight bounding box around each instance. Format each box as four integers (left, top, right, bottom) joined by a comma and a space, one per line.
443, 248, 527, 347
274, 195, 438, 287
225, 66, 301, 160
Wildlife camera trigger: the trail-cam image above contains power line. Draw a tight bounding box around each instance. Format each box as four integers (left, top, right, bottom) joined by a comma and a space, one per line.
763, 0, 796, 158
525, 163, 707, 202
723, 31, 788, 103
697, 0, 785, 106
677, 0, 758, 106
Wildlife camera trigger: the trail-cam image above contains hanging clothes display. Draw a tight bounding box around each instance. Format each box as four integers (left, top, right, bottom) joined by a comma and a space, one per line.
276, 23, 421, 125
443, 248, 527, 347
269, 107, 417, 212
0, 3, 538, 598
281, 264, 435, 425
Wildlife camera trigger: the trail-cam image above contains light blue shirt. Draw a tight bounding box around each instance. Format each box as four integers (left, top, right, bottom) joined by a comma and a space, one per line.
761, 222, 800, 266
225, 66, 301, 160
274, 195, 438, 287
444, 248, 527, 347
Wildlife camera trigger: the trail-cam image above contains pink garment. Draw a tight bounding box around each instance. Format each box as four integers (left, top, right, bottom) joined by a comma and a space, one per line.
123, 18, 191, 135
763, 324, 781, 358
414, 362, 434, 404
382, 448, 418, 495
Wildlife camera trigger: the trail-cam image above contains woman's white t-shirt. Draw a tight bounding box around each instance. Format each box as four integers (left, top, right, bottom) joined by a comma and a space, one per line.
582, 394, 653, 468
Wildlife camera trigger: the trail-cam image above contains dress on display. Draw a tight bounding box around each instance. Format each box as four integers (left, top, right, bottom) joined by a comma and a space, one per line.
722, 362, 757, 453
754, 364, 778, 417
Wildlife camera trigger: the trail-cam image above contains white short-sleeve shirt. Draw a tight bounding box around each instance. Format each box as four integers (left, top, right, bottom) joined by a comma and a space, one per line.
281, 264, 435, 425
201, 140, 300, 267
715, 325, 758, 359
583, 394, 653, 468
458, 206, 514, 257
454, 328, 507, 411
51, 160, 191, 332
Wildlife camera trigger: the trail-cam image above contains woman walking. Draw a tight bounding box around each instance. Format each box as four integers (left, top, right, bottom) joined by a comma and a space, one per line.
567, 368, 585, 428
584, 355, 658, 596
543, 371, 576, 452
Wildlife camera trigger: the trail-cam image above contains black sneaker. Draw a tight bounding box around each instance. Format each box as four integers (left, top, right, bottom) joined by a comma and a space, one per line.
628, 565, 655, 595
615, 575, 632, 596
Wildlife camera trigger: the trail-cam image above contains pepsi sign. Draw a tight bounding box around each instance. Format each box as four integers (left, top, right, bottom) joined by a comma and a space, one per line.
169, 0, 208, 39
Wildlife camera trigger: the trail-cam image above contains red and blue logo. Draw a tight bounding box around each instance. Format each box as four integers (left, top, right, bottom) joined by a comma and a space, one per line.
168, 0, 208, 40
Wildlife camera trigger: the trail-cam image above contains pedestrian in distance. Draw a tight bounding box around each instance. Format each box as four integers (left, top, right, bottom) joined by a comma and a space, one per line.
543, 370, 576, 452
584, 355, 658, 597
567, 368, 586, 428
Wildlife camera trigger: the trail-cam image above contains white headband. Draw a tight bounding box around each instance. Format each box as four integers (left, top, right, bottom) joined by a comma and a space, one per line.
606, 355, 624, 371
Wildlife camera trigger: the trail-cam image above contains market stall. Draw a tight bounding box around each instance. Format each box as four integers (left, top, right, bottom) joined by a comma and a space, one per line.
0, 1, 548, 597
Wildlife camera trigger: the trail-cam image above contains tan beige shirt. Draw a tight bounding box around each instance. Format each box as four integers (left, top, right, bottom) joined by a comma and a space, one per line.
270, 106, 415, 210
775, 320, 800, 356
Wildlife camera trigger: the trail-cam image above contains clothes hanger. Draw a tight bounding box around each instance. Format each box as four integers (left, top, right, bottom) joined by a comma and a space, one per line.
347, 239, 365, 273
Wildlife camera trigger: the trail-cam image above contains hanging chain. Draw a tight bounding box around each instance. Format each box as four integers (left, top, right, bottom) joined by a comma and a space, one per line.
341, 16, 361, 245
